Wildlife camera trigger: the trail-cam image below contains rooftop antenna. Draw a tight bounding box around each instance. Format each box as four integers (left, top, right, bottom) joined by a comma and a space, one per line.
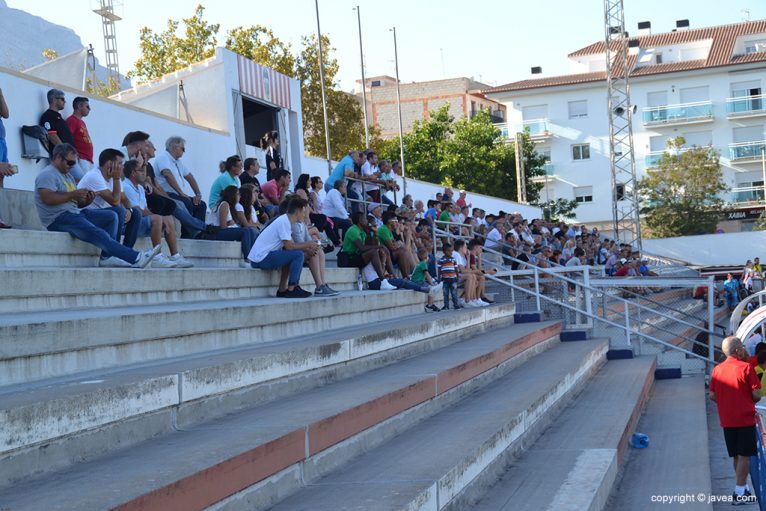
603, 0, 642, 251
92, 0, 122, 90
742, 9, 751, 21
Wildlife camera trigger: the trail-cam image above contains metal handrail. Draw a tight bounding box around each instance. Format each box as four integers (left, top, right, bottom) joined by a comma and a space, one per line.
433, 226, 718, 367
344, 175, 398, 213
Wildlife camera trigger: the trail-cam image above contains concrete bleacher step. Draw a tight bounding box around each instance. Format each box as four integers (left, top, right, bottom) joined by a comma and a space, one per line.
0, 267, 359, 313
256, 338, 609, 511
0, 319, 563, 511
605, 375, 712, 511
0, 229, 244, 268
0, 290, 429, 386
0, 303, 518, 487
470, 356, 655, 511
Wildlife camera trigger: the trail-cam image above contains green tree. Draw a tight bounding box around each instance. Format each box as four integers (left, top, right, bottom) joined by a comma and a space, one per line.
224, 25, 295, 76
375, 105, 545, 203
129, 5, 219, 83
637, 136, 727, 238
295, 34, 367, 160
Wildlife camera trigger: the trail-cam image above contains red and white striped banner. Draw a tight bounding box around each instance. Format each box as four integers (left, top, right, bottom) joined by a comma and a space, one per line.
237, 55, 292, 110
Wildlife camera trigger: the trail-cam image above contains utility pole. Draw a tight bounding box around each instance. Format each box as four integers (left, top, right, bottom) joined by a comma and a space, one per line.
603, 0, 642, 250
514, 135, 527, 203
353, 6, 370, 148
391, 27, 407, 197
314, 0, 333, 174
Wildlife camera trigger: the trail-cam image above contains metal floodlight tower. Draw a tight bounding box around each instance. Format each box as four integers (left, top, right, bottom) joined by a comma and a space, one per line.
604, 0, 642, 251
92, 0, 122, 89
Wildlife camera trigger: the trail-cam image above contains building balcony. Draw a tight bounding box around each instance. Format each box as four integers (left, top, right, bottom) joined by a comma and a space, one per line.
530, 163, 555, 183
728, 140, 766, 162
495, 119, 552, 142
641, 101, 714, 127
644, 151, 664, 168
726, 95, 766, 119
728, 187, 765, 206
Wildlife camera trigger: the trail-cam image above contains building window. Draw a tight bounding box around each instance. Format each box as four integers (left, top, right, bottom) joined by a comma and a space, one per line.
572, 143, 590, 160
568, 100, 588, 119
655, 52, 663, 64
574, 186, 593, 203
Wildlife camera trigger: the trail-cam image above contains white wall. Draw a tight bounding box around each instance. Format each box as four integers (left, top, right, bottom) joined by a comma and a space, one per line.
643, 230, 766, 266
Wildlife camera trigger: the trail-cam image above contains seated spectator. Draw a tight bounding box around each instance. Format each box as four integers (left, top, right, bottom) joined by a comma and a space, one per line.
338, 211, 395, 287
209, 155, 242, 208
261, 169, 291, 215
77, 148, 142, 253
247, 197, 313, 298
468, 239, 496, 303
290, 207, 339, 297
413, 200, 425, 220
613, 257, 629, 276
239, 157, 262, 191
363, 257, 440, 310
294, 173, 337, 246
377, 159, 398, 206
154, 136, 207, 237
368, 203, 384, 228
40, 89, 85, 180
424, 200, 441, 225
411, 248, 442, 312
456, 190, 470, 208
453, 240, 485, 308
210, 185, 258, 266
237, 185, 265, 230
324, 180, 353, 240
122, 160, 193, 268
377, 212, 416, 278
35, 143, 160, 268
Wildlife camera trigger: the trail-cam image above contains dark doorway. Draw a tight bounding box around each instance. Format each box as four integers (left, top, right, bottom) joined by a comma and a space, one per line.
242, 97, 279, 147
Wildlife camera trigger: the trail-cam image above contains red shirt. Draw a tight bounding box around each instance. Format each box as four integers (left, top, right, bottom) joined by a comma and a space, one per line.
65, 115, 93, 163
614, 265, 629, 277
749, 355, 759, 368
261, 179, 280, 204
710, 357, 761, 427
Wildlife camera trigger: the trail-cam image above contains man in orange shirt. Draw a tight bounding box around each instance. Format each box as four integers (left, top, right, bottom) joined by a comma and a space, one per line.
710, 336, 761, 505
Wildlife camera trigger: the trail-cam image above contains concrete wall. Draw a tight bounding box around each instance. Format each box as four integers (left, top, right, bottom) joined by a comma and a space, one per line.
642, 230, 766, 266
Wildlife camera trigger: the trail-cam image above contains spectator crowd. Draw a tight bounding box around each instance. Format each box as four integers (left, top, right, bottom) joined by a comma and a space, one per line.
1, 88, 675, 308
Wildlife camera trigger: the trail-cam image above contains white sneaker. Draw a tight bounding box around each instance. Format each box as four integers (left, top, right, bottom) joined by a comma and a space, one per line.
98, 256, 132, 268
472, 299, 489, 307
168, 253, 194, 268
151, 254, 178, 268
239, 260, 252, 268
458, 298, 467, 307
133, 245, 162, 269
380, 279, 398, 290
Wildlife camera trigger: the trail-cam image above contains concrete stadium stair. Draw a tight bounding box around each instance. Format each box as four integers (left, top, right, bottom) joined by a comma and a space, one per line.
0, 316, 564, 511
0, 304, 517, 487
0, 267, 358, 313
0, 229, 244, 268
469, 355, 655, 511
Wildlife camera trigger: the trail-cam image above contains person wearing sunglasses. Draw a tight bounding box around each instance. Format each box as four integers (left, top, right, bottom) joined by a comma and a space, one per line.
34, 143, 160, 269
39, 89, 84, 181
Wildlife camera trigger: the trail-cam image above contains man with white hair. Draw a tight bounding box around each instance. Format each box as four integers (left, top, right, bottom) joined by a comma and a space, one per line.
153, 136, 206, 238
710, 336, 761, 504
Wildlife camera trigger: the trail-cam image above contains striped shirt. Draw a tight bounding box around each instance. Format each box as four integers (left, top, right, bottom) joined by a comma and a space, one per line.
438, 256, 459, 280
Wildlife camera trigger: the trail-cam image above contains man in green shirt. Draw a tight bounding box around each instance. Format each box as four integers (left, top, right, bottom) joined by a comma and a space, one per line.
377, 211, 416, 278
338, 211, 394, 280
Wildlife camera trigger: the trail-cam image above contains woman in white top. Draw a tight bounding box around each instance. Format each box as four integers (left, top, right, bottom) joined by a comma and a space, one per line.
296, 173, 340, 246
211, 186, 259, 265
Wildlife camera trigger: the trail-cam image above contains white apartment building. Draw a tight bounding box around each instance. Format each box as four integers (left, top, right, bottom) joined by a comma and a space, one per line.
484, 19, 766, 232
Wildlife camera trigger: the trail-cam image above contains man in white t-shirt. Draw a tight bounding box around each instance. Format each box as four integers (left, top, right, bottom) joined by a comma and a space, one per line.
77, 148, 142, 250
248, 196, 316, 298
153, 136, 207, 238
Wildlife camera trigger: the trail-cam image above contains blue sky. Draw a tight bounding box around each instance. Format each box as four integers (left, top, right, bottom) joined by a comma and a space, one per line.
9, 0, 766, 90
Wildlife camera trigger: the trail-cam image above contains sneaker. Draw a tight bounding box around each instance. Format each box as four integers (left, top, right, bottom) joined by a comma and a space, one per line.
151, 254, 178, 268
289, 286, 313, 298
380, 279, 398, 291
454, 304, 464, 310
321, 284, 340, 296
480, 296, 495, 304
99, 256, 132, 268
239, 260, 252, 268
314, 286, 331, 297
476, 299, 491, 307
168, 253, 194, 268
440, 305, 450, 311
133, 245, 162, 269
465, 300, 481, 308
458, 298, 467, 307
424, 304, 440, 313
733, 490, 756, 505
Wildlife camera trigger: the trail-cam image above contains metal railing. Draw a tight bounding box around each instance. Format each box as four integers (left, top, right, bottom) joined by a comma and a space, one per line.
726, 94, 766, 117
344, 175, 398, 213
433, 226, 721, 372
641, 101, 714, 125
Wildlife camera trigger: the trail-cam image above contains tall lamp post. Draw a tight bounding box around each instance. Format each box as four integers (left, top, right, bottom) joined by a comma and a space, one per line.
353, 6, 370, 148
391, 27, 407, 197
314, 0, 332, 174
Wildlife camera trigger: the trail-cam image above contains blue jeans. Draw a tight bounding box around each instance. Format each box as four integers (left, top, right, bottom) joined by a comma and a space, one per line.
48, 211, 139, 264
250, 249, 304, 286
442, 278, 459, 307
0, 138, 7, 162
387, 278, 429, 293
120, 206, 142, 248
170, 198, 206, 238
213, 227, 258, 259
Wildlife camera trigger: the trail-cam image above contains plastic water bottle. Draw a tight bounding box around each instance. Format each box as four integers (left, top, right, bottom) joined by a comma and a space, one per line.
357, 272, 363, 291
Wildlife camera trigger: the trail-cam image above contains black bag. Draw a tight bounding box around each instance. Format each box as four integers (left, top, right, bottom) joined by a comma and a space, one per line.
146, 193, 177, 216
21, 125, 50, 161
